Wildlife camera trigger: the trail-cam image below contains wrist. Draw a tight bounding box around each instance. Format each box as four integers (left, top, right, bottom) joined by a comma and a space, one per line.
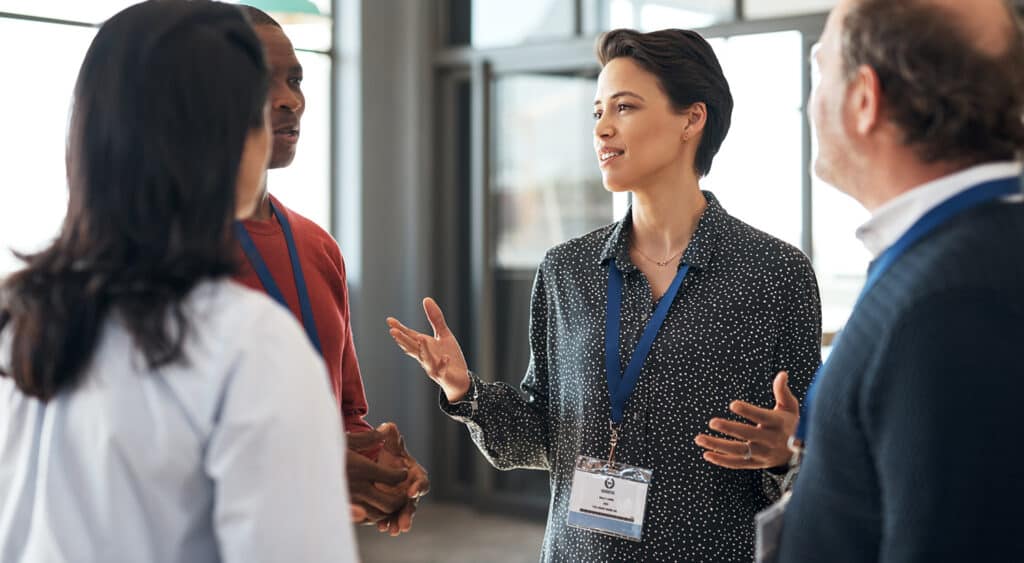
444, 373, 471, 403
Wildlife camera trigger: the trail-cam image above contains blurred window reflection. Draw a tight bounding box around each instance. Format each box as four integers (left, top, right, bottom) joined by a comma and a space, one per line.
702, 31, 804, 249
604, 0, 734, 30
491, 73, 613, 268
454, 0, 575, 48
745, 0, 837, 19
0, 19, 94, 277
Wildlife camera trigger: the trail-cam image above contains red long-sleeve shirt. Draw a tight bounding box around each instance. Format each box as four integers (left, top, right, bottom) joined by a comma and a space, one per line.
234, 194, 373, 435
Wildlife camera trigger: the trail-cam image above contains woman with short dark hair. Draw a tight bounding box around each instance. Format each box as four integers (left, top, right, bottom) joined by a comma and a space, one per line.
0, 2, 357, 561
389, 28, 821, 561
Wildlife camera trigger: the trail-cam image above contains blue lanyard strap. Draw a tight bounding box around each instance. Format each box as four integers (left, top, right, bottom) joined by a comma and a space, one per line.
795, 176, 1021, 443
605, 259, 691, 425
234, 200, 324, 357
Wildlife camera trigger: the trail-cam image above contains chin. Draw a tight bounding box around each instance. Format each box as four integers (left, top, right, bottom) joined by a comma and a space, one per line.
268, 155, 295, 170
601, 174, 632, 193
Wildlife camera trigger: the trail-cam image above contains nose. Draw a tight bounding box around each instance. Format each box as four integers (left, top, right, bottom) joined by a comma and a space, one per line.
594, 112, 614, 140
271, 83, 302, 114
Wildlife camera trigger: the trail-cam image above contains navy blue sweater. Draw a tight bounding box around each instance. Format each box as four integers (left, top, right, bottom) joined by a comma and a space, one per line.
779, 200, 1024, 562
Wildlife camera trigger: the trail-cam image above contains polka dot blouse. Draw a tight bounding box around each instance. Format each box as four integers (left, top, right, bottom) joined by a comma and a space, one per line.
441, 191, 822, 562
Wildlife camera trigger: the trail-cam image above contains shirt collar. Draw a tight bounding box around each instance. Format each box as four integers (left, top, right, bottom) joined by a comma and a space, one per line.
856, 161, 1023, 258
600, 190, 725, 272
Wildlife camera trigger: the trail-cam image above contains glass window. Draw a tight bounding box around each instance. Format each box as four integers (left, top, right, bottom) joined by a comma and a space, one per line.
702, 31, 804, 249
811, 146, 870, 336
0, 19, 96, 277
603, 0, 734, 30
223, 1, 333, 52
266, 51, 332, 231
453, 0, 575, 48
744, 0, 837, 19
491, 73, 613, 269
0, 0, 137, 24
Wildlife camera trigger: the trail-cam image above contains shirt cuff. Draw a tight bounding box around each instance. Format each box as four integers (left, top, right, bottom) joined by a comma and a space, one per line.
438, 371, 481, 421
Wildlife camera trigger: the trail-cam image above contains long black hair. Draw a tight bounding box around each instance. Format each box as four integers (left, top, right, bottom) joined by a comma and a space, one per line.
0, 0, 269, 401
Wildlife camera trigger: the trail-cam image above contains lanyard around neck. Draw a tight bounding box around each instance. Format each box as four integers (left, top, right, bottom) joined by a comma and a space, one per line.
605, 259, 691, 426
234, 200, 324, 357
795, 175, 1021, 443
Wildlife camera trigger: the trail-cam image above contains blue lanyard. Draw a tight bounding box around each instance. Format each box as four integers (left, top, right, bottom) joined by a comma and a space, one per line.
605, 259, 691, 425
234, 200, 324, 357
795, 176, 1021, 443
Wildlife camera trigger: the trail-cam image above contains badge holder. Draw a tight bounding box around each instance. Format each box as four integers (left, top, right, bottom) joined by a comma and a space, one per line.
567, 422, 653, 542
755, 436, 802, 563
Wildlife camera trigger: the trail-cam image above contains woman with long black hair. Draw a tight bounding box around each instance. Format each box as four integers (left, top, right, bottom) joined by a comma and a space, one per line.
0, 2, 357, 561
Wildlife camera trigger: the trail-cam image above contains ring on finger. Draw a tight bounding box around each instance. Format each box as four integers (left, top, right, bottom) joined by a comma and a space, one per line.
743, 441, 753, 461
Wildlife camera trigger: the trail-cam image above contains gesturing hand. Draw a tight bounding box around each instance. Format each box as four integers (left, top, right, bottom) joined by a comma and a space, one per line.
386, 297, 471, 403
695, 371, 800, 470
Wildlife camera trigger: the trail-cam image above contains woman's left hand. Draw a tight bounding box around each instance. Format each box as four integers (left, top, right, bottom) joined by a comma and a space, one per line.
695, 371, 799, 470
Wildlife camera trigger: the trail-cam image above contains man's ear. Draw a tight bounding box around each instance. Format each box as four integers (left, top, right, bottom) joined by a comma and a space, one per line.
849, 64, 882, 136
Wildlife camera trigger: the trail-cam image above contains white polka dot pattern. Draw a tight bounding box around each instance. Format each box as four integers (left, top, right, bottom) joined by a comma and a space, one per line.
441, 191, 822, 562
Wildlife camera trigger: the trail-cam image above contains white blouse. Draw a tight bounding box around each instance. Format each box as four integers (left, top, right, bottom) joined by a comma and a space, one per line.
0, 281, 357, 563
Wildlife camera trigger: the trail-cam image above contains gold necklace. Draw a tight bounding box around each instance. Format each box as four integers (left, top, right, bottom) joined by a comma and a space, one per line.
633, 245, 683, 268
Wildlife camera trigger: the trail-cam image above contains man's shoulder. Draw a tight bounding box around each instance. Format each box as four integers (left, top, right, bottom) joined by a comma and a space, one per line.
896, 201, 1024, 293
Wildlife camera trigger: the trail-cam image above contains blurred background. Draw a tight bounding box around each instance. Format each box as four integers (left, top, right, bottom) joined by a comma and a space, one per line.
4, 1, 1016, 561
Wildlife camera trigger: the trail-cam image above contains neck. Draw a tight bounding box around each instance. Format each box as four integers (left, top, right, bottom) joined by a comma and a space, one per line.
630, 174, 706, 257
850, 147, 971, 212
251, 187, 273, 221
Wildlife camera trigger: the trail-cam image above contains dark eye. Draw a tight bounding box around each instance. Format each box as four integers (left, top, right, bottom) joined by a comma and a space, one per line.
617, 103, 632, 112
288, 77, 303, 87
592, 110, 603, 120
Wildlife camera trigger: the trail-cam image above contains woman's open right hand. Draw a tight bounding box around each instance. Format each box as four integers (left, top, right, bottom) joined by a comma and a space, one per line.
387, 297, 471, 403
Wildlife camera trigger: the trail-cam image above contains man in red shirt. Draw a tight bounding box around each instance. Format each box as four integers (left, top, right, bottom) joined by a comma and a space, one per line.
235, 6, 428, 535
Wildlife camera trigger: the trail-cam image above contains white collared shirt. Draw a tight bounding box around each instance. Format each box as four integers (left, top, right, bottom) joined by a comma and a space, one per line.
856, 161, 1023, 258
0, 281, 358, 563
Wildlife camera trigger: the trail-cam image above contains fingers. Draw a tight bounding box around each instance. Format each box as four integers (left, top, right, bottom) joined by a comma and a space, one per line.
347, 451, 409, 486
702, 451, 761, 470
350, 504, 368, 522
728, 401, 780, 428
394, 501, 417, 535
351, 484, 408, 516
354, 500, 389, 523
346, 429, 386, 452
694, 433, 749, 457
406, 464, 430, 498
709, 418, 771, 443
422, 297, 451, 338
388, 324, 423, 358
772, 371, 800, 412
386, 317, 426, 341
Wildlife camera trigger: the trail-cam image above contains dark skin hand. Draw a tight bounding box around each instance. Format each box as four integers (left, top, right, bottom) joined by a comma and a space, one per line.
372, 422, 430, 536
346, 429, 409, 522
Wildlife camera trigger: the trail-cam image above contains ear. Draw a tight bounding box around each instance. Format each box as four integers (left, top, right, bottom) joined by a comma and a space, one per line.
682, 102, 708, 142
848, 65, 881, 136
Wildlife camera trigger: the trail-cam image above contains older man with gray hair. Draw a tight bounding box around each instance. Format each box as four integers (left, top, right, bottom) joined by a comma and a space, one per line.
778, 0, 1024, 561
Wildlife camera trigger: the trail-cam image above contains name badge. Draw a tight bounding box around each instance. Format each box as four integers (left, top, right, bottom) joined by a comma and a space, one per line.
567, 455, 652, 542
755, 490, 791, 563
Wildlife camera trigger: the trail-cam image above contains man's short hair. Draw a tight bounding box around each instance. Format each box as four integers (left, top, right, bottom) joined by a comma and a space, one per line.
237, 5, 282, 28
841, 0, 1024, 164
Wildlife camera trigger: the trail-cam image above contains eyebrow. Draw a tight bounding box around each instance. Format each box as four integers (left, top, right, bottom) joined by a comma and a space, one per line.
288, 65, 303, 74
593, 90, 646, 106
